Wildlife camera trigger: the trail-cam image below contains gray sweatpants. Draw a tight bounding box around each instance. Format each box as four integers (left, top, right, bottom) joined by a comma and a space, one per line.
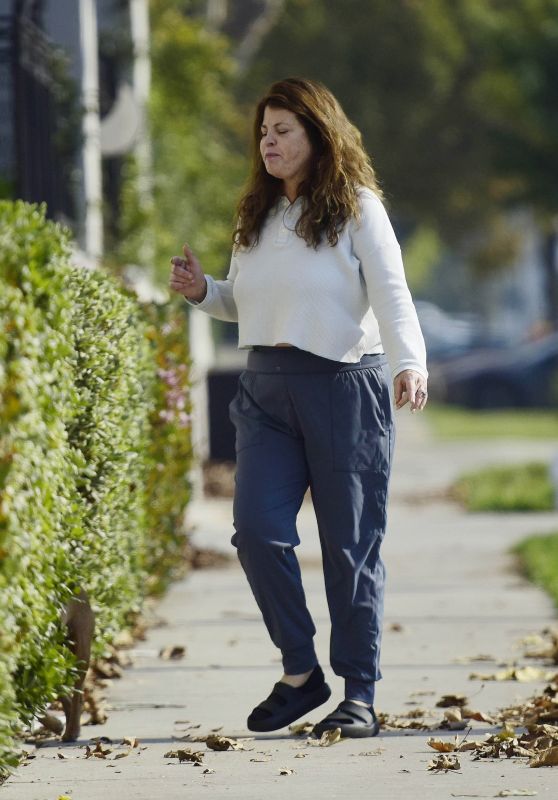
229, 346, 395, 706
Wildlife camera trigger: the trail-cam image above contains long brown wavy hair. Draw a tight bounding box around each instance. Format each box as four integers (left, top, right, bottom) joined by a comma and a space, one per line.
233, 77, 384, 250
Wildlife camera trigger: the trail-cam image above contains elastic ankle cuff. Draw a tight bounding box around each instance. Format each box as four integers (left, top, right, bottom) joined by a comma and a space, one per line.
345, 680, 375, 706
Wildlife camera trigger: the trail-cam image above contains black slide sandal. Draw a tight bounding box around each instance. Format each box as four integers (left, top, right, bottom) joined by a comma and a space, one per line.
312, 699, 380, 738
247, 668, 331, 733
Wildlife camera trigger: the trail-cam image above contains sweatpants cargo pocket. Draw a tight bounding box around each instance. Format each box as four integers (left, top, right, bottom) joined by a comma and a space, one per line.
330, 365, 393, 473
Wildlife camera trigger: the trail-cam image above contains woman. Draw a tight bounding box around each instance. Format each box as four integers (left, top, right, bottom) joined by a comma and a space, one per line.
170, 77, 428, 738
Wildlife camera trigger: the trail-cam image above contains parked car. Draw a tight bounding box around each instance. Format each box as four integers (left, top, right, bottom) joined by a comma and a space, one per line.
428, 331, 558, 408
415, 301, 503, 363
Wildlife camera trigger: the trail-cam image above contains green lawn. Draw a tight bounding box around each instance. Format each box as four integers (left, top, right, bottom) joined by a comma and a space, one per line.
515, 533, 558, 609
452, 462, 555, 512
426, 403, 558, 440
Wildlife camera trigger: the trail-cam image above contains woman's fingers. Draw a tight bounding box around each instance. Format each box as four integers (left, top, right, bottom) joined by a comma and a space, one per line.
394, 370, 428, 412
182, 242, 198, 269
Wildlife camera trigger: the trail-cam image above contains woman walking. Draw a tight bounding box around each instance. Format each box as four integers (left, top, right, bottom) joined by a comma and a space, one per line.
170, 77, 428, 738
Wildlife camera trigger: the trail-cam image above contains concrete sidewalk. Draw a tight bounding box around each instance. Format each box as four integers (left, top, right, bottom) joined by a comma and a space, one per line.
3, 412, 558, 799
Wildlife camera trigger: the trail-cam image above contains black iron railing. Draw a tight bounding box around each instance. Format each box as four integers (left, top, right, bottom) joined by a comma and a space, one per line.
5, 7, 77, 223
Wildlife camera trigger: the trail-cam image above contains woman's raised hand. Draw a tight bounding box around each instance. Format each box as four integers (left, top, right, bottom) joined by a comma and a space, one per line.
169, 243, 207, 302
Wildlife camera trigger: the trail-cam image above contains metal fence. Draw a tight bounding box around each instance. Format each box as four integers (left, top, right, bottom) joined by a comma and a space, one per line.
1, 7, 76, 222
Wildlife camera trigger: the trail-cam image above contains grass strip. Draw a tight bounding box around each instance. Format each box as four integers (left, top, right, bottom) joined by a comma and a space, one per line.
515, 532, 558, 609
426, 404, 558, 440
452, 462, 554, 512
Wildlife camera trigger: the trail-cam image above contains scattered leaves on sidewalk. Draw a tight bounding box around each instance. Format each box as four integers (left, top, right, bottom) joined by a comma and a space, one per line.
469, 666, 556, 682
159, 645, 186, 660
427, 753, 461, 771
164, 748, 204, 764
288, 721, 314, 736
378, 711, 432, 730
521, 628, 558, 664
279, 767, 295, 775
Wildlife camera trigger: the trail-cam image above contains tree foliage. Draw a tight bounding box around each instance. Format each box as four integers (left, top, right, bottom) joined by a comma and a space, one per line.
240, 0, 558, 264
117, 0, 247, 283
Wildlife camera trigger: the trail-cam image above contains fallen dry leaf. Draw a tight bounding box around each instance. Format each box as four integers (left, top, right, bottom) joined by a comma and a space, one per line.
317, 727, 342, 747
56, 752, 66, 759
93, 660, 123, 680
436, 694, 468, 708
387, 622, 404, 632
294, 752, 307, 758
279, 767, 295, 775
495, 791, 537, 797
427, 753, 461, 771
113, 751, 131, 760
159, 645, 186, 660
427, 737, 457, 753
203, 768, 215, 774
164, 748, 204, 763
529, 745, 558, 767
120, 736, 140, 748
206, 735, 245, 751
289, 721, 314, 736
453, 654, 496, 664
462, 708, 495, 724
440, 709, 468, 731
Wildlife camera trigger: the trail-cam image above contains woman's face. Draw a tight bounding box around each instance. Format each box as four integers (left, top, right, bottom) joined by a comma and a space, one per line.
259, 105, 313, 193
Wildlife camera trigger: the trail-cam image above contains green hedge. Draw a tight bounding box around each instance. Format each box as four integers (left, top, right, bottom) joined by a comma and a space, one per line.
0, 201, 192, 773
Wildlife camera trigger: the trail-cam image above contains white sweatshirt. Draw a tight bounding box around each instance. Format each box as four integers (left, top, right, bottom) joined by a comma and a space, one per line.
187, 188, 428, 379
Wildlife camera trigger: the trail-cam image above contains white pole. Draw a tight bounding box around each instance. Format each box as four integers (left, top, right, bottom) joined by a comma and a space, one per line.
129, 0, 155, 266
78, 0, 103, 260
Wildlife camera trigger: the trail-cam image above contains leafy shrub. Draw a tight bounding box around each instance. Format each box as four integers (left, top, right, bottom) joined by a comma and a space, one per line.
0, 201, 192, 773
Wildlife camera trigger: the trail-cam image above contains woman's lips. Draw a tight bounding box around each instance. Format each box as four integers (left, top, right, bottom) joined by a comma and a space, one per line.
265, 153, 280, 159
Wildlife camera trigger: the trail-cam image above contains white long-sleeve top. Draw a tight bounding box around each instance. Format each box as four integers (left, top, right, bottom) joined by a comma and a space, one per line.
187, 188, 428, 379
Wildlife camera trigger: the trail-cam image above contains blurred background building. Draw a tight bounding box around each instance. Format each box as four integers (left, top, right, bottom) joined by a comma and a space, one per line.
0, 0, 151, 264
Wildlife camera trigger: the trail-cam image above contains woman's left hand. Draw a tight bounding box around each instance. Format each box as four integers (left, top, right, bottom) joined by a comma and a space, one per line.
394, 369, 428, 412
